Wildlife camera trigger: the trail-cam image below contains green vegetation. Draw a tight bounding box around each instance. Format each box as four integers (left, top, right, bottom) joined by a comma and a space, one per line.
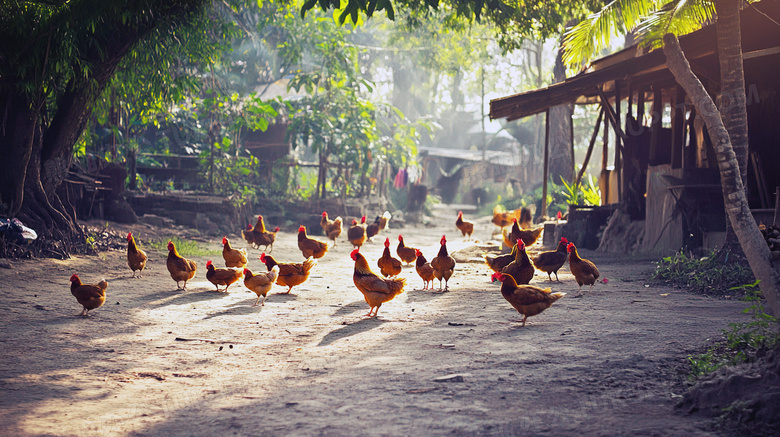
652, 250, 755, 297
687, 282, 780, 381
147, 236, 219, 258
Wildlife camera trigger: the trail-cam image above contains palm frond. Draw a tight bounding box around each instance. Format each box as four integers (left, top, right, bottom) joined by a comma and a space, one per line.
638, 0, 715, 50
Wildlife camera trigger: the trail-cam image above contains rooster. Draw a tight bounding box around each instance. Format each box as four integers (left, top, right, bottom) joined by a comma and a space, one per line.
532, 237, 569, 281
415, 249, 435, 290
260, 253, 317, 294
377, 237, 403, 277
501, 239, 535, 285
69, 274, 107, 317
396, 235, 418, 265
366, 211, 391, 242
242, 215, 264, 247
351, 248, 405, 317
456, 211, 474, 241
167, 241, 197, 290
244, 266, 280, 306
205, 260, 243, 292
493, 272, 566, 327
348, 218, 367, 248
222, 236, 247, 268
567, 242, 600, 294
126, 232, 147, 278
320, 211, 343, 247
297, 225, 329, 259
431, 235, 456, 291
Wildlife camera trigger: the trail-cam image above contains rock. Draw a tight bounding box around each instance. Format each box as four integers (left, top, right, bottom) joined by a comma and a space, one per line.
105, 197, 138, 224
434, 373, 470, 382
139, 214, 174, 228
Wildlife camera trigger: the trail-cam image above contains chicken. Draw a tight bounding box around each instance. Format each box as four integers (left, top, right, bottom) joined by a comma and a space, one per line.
242, 214, 264, 247
503, 219, 544, 249
351, 248, 405, 317
222, 236, 247, 268
348, 217, 367, 248
484, 242, 517, 274
126, 232, 147, 278
568, 242, 600, 293
501, 239, 535, 285
456, 211, 474, 240
377, 237, 403, 277
415, 249, 435, 290
396, 235, 418, 265
366, 211, 391, 242
493, 272, 566, 327
260, 252, 317, 294
320, 211, 343, 246
69, 274, 107, 317
243, 265, 280, 306
297, 225, 329, 259
492, 205, 521, 229
205, 260, 243, 292
167, 241, 197, 290
242, 223, 257, 247
532, 237, 569, 281
431, 235, 456, 291
518, 206, 534, 229
255, 226, 280, 254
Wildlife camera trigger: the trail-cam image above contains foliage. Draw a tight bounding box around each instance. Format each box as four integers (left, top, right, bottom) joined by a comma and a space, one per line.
687, 282, 780, 381
147, 236, 219, 257
562, 0, 717, 69
560, 174, 600, 206
652, 250, 756, 297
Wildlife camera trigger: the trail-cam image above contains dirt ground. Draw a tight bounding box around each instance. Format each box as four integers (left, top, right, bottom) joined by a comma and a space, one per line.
0, 206, 751, 436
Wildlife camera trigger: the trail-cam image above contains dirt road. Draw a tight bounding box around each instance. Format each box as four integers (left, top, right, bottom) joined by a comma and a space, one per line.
0, 209, 748, 436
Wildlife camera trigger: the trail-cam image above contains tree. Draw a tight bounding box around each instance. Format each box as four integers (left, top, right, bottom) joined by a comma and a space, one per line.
0, 0, 230, 253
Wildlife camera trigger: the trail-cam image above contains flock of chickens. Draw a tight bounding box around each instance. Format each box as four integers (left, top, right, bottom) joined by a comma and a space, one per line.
70, 207, 601, 326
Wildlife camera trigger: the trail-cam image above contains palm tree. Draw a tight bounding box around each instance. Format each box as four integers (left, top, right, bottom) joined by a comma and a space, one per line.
562, 0, 779, 317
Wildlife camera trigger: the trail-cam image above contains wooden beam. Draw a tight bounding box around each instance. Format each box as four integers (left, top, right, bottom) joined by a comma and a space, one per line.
597, 87, 628, 144
542, 109, 550, 218
602, 105, 610, 204
637, 85, 645, 124
576, 108, 604, 187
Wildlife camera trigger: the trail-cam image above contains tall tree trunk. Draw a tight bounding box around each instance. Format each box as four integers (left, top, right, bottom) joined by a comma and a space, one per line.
548, 42, 574, 185
715, 0, 749, 258
663, 34, 779, 317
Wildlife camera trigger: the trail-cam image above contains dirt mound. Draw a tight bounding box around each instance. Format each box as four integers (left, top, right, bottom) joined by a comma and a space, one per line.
676, 350, 780, 436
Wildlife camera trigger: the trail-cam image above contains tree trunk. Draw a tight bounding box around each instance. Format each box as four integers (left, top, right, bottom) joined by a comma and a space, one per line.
548, 43, 574, 185
663, 34, 779, 317
716, 0, 749, 258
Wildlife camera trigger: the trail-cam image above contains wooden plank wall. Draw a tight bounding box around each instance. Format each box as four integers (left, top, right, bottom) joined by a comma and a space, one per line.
642, 165, 684, 254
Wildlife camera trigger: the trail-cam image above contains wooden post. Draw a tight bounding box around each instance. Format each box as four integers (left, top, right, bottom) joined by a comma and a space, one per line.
128, 148, 137, 190
649, 86, 664, 164
542, 108, 550, 219
602, 103, 610, 204
615, 80, 622, 202
637, 86, 646, 126
774, 186, 780, 227
671, 85, 686, 169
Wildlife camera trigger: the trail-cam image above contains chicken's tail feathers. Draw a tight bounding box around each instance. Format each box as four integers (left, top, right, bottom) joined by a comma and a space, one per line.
387, 276, 406, 295
97, 280, 108, 290
492, 204, 504, 216
269, 265, 280, 280
333, 216, 343, 226
549, 291, 566, 301
302, 256, 317, 273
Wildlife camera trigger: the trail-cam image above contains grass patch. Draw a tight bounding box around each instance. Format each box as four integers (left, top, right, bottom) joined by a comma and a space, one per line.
651, 250, 755, 298
687, 283, 780, 382
147, 236, 220, 258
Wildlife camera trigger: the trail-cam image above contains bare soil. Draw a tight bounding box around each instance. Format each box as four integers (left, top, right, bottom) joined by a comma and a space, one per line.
0, 207, 750, 436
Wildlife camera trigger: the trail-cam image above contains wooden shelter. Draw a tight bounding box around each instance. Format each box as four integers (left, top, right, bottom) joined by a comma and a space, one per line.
490, 2, 780, 254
